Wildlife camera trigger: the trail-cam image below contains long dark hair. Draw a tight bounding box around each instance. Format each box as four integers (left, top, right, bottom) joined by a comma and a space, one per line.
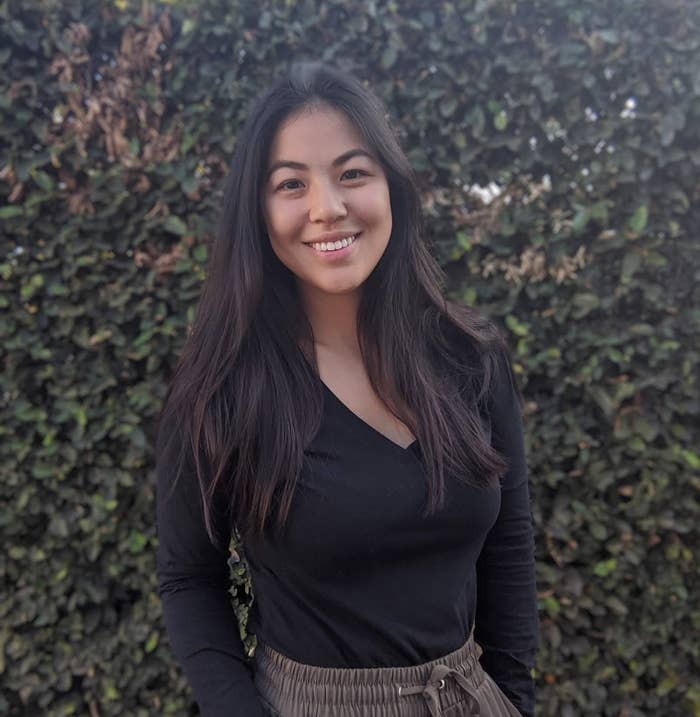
155, 60, 519, 546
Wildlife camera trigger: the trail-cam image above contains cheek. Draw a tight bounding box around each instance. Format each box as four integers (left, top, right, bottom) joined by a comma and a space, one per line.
265, 199, 302, 239
370, 187, 393, 235
356, 184, 392, 223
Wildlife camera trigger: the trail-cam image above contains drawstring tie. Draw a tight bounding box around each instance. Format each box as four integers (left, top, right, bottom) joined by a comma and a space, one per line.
398, 662, 480, 716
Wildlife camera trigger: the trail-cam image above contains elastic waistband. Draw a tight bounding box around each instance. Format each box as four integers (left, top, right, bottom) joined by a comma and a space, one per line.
255, 625, 485, 709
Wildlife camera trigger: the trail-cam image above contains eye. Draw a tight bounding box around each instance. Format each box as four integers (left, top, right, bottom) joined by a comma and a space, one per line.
275, 169, 369, 192
277, 179, 303, 191
342, 168, 369, 180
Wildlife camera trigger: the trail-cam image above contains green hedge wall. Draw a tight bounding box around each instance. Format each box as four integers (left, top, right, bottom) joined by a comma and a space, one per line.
1, 0, 698, 715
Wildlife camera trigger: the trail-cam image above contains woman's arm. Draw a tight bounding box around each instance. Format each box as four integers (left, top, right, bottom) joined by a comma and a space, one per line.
475, 349, 540, 717
155, 417, 265, 717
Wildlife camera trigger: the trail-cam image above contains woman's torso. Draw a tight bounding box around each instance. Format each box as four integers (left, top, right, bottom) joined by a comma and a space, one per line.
243, 368, 500, 668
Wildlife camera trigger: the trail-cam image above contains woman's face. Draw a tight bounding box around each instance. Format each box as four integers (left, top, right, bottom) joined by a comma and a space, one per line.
262, 104, 393, 300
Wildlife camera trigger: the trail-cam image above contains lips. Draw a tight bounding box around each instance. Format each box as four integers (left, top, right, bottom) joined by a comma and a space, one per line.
306, 232, 360, 256
306, 232, 361, 252
304, 230, 362, 246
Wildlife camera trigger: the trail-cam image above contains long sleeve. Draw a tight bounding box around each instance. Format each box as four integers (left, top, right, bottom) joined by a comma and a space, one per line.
475, 350, 540, 717
155, 415, 265, 717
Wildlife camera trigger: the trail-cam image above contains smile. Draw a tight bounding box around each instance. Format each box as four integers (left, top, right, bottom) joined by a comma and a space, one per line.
307, 233, 360, 253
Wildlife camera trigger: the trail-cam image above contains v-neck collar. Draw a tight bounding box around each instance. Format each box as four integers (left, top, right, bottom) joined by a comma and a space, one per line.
321, 381, 419, 454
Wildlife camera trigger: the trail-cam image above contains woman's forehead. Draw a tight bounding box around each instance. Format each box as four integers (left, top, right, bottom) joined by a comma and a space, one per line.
268, 105, 370, 165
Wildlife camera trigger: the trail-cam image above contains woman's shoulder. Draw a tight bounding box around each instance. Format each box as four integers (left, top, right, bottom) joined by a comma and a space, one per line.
435, 302, 526, 483
437, 299, 513, 400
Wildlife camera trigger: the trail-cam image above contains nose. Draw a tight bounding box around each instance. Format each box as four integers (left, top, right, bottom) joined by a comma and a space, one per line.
308, 179, 347, 224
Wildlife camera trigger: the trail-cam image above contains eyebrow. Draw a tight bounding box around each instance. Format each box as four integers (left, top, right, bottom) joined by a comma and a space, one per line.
266, 148, 375, 181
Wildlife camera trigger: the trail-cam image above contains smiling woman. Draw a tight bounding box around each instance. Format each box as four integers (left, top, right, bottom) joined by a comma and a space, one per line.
263, 106, 393, 299
155, 61, 539, 717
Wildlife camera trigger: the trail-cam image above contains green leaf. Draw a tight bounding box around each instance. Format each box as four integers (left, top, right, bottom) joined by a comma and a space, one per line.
628, 436, 645, 452
657, 672, 681, 696
621, 251, 642, 281
145, 631, 159, 653
258, 10, 272, 29
75, 405, 87, 430
180, 174, 199, 194
593, 558, 617, 577
494, 110, 508, 130
47, 283, 69, 296
681, 449, 700, 469
541, 595, 560, 614
628, 205, 648, 234
20, 274, 44, 300
659, 107, 685, 147
571, 292, 600, 318
164, 215, 188, 236
456, 231, 472, 251
380, 46, 398, 69
590, 522, 607, 540
0, 205, 24, 219
605, 596, 629, 616
597, 29, 620, 43
31, 169, 55, 192
588, 386, 615, 418
32, 463, 55, 479
128, 531, 149, 554
572, 205, 590, 233
505, 314, 529, 337
439, 96, 458, 118
466, 106, 485, 136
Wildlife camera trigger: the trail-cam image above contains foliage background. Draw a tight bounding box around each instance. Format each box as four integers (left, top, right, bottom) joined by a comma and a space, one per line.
1, 0, 698, 715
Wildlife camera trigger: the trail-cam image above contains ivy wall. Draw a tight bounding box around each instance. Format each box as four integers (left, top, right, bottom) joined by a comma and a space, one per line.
1, 0, 698, 714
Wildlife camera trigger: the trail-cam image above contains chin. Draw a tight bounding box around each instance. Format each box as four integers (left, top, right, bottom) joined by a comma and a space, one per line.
322, 285, 361, 295
317, 280, 364, 295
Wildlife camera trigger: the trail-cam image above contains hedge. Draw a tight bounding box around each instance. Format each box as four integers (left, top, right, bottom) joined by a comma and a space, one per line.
1, 0, 698, 715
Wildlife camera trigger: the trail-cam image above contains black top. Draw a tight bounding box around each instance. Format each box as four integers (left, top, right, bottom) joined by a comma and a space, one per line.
155, 349, 539, 717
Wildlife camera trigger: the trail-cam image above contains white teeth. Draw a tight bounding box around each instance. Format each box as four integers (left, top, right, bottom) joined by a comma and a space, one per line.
311, 234, 358, 252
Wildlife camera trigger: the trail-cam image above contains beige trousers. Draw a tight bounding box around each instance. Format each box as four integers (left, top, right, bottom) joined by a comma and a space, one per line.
253, 627, 523, 717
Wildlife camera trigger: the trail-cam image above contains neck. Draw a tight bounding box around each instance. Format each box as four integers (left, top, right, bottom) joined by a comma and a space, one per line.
298, 283, 362, 356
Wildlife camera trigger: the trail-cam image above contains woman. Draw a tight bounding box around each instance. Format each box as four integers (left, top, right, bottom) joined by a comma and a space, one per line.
155, 61, 539, 717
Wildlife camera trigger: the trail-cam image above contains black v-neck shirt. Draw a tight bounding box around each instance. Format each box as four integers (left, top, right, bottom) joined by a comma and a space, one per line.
155, 350, 539, 716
